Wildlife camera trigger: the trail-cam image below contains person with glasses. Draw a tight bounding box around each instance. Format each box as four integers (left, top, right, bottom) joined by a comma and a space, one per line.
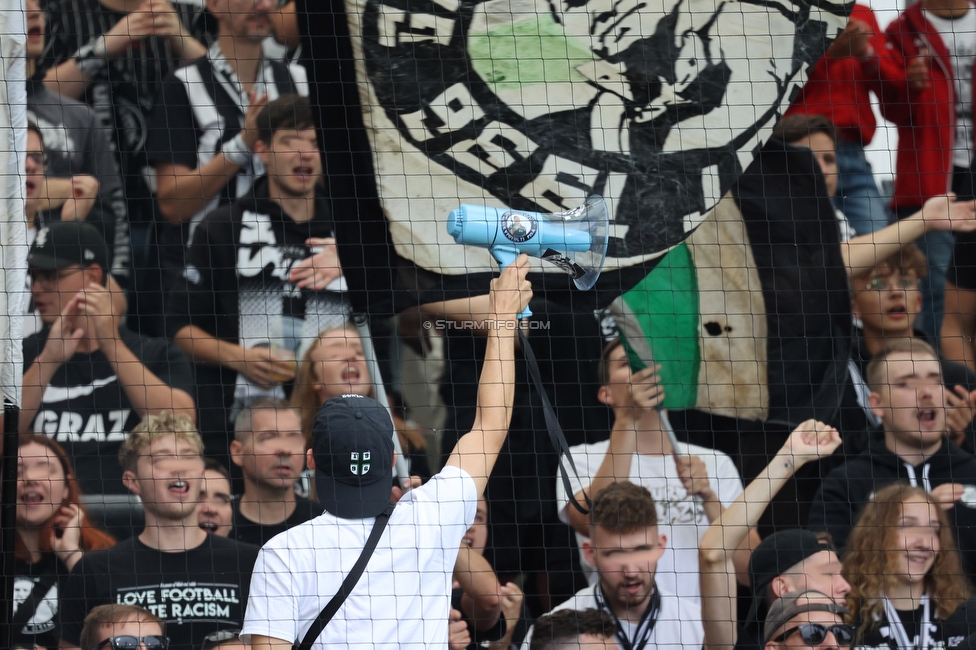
809, 339, 976, 579
842, 483, 971, 649
699, 421, 845, 650
763, 590, 854, 650
78, 604, 168, 650
59, 414, 259, 650
848, 245, 976, 450
21, 221, 196, 496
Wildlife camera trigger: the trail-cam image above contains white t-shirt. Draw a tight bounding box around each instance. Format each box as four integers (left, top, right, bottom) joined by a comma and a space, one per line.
926, 8, 976, 167
556, 439, 743, 602
240, 465, 478, 650
521, 583, 705, 650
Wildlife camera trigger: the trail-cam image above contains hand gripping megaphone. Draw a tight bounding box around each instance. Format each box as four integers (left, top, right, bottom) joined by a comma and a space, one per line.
447, 196, 610, 318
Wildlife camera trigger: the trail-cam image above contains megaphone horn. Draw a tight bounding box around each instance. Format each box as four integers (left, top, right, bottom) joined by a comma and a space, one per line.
447, 196, 610, 318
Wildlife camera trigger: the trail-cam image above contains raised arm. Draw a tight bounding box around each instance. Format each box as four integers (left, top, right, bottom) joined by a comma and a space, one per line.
565, 366, 664, 535
445, 256, 532, 496
454, 546, 504, 631
699, 420, 841, 650
842, 195, 976, 275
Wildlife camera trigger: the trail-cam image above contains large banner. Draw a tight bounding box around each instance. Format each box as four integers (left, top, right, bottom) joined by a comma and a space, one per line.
342, 0, 852, 276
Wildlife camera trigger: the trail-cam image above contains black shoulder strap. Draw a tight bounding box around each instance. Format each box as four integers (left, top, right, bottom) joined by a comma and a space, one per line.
269, 60, 299, 96
295, 503, 394, 650
518, 328, 591, 515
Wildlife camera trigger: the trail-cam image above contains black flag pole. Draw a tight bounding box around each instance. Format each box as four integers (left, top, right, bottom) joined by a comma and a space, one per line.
1, 401, 20, 649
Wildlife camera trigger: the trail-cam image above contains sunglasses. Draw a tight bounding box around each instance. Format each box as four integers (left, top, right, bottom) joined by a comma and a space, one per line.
773, 623, 855, 646
96, 636, 169, 650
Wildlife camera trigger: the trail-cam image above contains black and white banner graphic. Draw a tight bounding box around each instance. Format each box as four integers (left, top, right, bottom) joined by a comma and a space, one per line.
347, 0, 851, 274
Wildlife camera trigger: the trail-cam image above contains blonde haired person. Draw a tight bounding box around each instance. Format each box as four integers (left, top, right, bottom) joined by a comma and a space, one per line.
842, 483, 971, 649
78, 604, 166, 650
291, 323, 429, 482
58, 413, 259, 650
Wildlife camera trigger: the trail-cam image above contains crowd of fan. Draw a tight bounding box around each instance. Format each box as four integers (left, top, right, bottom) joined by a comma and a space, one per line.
17, 0, 976, 647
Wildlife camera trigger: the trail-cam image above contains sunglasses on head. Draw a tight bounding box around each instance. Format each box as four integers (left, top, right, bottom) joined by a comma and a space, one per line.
96, 635, 169, 650
773, 623, 855, 646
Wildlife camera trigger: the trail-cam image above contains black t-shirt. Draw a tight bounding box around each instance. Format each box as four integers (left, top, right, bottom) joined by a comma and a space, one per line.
950, 231, 976, 291
23, 326, 195, 495
11, 554, 65, 650
733, 622, 762, 650
227, 495, 324, 547
855, 603, 946, 650
59, 535, 259, 650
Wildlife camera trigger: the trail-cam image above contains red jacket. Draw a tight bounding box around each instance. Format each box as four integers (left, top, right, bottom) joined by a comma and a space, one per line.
786, 4, 902, 147
883, 1, 976, 209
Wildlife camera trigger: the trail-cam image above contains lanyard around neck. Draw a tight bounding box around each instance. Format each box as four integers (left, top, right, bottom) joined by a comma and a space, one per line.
594, 584, 661, 650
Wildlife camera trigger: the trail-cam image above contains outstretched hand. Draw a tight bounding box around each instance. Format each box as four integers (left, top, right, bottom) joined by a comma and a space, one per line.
920, 193, 976, 233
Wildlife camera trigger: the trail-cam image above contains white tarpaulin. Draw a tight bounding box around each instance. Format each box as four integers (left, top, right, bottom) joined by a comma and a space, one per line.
0, 0, 28, 408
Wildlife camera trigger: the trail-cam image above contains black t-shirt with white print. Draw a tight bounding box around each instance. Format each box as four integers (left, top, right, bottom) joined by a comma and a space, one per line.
855, 603, 947, 650
59, 535, 259, 650
23, 325, 195, 496
11, 554, 65, 650
37, 0, 214, 224
165, 178, 348, 448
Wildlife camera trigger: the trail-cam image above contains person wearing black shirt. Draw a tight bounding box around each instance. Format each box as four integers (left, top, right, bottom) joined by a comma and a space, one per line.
227, 398, 322, 547
21, 222, 196, 495
14, 435, 117, 650
59, 413, 259, 650
808, 339, 976, 576
165, 95, 347, 456
25, 0, 130, 285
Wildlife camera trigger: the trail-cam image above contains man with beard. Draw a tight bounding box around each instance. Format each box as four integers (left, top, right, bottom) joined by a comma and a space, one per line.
522, 481, 702, 650
148, 0, 309, 340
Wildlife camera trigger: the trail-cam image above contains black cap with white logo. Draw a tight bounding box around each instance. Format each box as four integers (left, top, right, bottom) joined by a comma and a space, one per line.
28, 221, 109, 272
312, 394, 395, 519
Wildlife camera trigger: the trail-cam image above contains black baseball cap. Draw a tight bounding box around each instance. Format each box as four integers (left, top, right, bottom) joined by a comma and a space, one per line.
745, 529, 834, 629
312, 394, 395, 519
28, 221, 109, 272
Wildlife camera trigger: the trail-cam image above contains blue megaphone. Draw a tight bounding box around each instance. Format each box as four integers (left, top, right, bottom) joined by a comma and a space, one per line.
447, 196, 609, 318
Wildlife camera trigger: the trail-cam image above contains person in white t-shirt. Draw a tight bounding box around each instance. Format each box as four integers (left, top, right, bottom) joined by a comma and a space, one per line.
241, 256, 532, 649
525, 481, 703, 650
556, 337, 754, 609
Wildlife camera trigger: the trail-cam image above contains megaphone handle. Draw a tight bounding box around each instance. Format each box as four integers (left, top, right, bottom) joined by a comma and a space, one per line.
491, 248, 532, 319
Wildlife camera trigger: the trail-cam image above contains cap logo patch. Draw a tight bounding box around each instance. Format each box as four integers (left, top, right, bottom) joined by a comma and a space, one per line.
84, 249, 95, 260
350, 451, 371, 476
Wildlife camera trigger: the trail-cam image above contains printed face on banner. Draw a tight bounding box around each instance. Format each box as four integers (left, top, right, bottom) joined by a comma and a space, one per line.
351, 0, 850, 272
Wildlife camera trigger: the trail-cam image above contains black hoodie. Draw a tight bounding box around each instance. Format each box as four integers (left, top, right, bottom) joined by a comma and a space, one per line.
808, 436, 976, 574
166, 177, 349, 448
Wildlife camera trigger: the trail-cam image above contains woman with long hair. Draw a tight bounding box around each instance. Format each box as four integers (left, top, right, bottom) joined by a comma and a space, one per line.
14, 434, 115, 649
842, 483, 970, 649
